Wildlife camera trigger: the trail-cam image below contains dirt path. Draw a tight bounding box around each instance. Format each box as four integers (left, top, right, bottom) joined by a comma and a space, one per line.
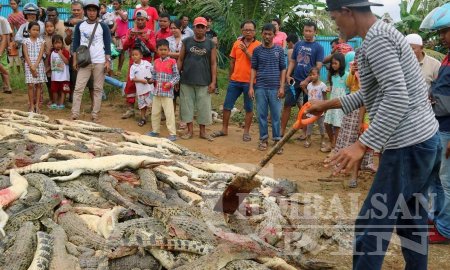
1, 91, 449, 270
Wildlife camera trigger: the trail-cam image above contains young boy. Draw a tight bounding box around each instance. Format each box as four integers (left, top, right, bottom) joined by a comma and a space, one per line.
304, 67, 326, 148
147, 39, 180, 141
249, 23, 286, 153
129, 48, 154, 126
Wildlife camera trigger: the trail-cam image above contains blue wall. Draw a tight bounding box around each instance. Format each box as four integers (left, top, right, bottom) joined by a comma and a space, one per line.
315, 36, 362, 82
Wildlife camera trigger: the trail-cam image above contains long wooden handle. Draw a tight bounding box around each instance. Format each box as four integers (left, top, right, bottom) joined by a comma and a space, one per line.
248, 127, 298, 178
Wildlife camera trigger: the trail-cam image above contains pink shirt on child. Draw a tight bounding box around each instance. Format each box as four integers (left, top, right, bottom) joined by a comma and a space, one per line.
114, 11, 128, 38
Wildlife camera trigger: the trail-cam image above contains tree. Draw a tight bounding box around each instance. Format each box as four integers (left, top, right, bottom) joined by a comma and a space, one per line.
396, 0, 450, 34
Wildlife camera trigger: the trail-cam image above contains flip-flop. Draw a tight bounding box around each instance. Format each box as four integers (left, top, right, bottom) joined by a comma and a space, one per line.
242, 133, 251, 142
200, 134, 214, 142
211, 130, 227, 138
348, 179, 358, 188
181, 133, 193, 140
137, 119, 146, 127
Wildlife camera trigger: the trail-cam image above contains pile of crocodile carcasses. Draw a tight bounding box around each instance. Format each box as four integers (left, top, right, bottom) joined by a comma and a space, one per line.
0, 109, 347, 270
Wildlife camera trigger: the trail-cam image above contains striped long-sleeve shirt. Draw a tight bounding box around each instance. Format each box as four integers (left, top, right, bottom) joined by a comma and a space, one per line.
339, 20, 438, 152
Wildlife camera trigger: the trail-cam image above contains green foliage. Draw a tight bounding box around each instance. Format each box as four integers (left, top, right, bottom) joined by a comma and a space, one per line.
425, 48, 446, 62
396, 0, 450, 35
39, 0, 71, 8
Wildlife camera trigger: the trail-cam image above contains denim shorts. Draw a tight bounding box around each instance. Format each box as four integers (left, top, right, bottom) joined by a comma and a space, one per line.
223, 81, 253, 112
284, 79, 308, 107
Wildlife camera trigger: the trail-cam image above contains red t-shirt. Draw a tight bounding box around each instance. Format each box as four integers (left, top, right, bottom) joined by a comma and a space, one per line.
156, 28, 172, 40
133, 6, 159, 31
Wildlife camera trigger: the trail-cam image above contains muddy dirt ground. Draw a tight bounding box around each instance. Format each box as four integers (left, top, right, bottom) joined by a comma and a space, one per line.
1, 90, 449, 270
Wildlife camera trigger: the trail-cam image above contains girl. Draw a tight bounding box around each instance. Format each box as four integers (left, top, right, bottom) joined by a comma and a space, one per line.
304, 67, 327, 148
49, 34, 70, 109
23, 21, 47, 113
44, 20, 55, 105
329, 52, 376, 187
323, 53, 348, 152
272, 18, 287, 49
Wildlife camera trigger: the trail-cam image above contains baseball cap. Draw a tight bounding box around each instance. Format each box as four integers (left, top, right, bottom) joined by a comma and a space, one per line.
405, 34, 423, 46
193, 17, 207, 26
135, 10, 148, 19
326, 0, 383, 11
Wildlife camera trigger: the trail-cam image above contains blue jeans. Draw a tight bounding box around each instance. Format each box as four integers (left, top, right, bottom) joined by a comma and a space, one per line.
353, 132, 441, 270
223, 81, 253, 112
105, 76, 125, 95
255, 88, 281, 141
434, 131, 450, 238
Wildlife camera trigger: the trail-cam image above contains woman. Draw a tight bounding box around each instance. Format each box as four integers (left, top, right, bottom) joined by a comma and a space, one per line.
166, 20, 185, 129
272, 18, 287, 49
167, 20, 183, 59
8, 0, 26, 32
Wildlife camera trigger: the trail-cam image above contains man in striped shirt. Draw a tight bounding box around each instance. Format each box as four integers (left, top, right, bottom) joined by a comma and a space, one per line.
308, 1, 441, 269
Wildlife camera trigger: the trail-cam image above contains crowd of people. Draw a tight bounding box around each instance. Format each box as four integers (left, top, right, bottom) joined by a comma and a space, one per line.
2, 0, 450, 268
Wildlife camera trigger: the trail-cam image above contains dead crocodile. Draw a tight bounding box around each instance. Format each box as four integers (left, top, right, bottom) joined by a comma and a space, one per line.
41, 218, 82, 270
137, 169, 165, 197
109, 253, 161, 270
122, 131, 186, 155
27, 231, 53, 270
0, 169, 29, 236
116, 182, 173, 208
113, 230, 215, 255
223, 260, 270, 270
24, 173, 62, 201
98, 173, 148, 218
4, 194, 61, 233
58, 181, 111, 208
2, 221, 37, 270
9, 155, 173, 181
55, 203, 108, 250
153, 166, 221, 197
108, 217, 166, 243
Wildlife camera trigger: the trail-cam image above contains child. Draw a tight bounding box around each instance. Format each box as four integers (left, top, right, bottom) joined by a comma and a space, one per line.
23, 21, 47, 113
147, 39, 180, 141
304, 67, 327, 148
129, 48, 153, 126
323, 53, 348, 152
49, 34, 70, 109
44, 20, 55, 105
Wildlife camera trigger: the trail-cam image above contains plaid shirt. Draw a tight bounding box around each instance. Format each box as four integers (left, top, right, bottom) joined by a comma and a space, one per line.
152, 56, 180, 98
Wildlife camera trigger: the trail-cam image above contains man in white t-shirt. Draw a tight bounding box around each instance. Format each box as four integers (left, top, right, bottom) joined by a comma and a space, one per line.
0, 15, 12, 93
71, 0, 111, 122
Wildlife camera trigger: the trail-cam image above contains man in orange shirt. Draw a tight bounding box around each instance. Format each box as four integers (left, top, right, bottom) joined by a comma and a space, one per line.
211, 20, 261, 142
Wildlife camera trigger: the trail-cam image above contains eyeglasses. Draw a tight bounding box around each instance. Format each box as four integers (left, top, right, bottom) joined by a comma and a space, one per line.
242, 29, 255, 32
195, 25, 206, 29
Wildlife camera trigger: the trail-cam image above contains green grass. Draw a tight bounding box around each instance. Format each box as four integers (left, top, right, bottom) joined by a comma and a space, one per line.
8, 57, 300, 126
39, 0, 71, 9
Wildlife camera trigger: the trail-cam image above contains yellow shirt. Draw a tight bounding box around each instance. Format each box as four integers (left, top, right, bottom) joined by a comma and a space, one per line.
346, 72, 360, 93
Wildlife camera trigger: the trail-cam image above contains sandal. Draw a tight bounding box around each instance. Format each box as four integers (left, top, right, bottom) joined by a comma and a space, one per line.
211, 130, 227, 138
3, 89, 12, 94
137, 119, 146, 127
348, 179, 358, 188
258, 140, 268, 151
181, 132, 193, 140
296, 134, 307, 141
304, 140, 311, 148
200, 134, 214, 142
242, 133, 251, 142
